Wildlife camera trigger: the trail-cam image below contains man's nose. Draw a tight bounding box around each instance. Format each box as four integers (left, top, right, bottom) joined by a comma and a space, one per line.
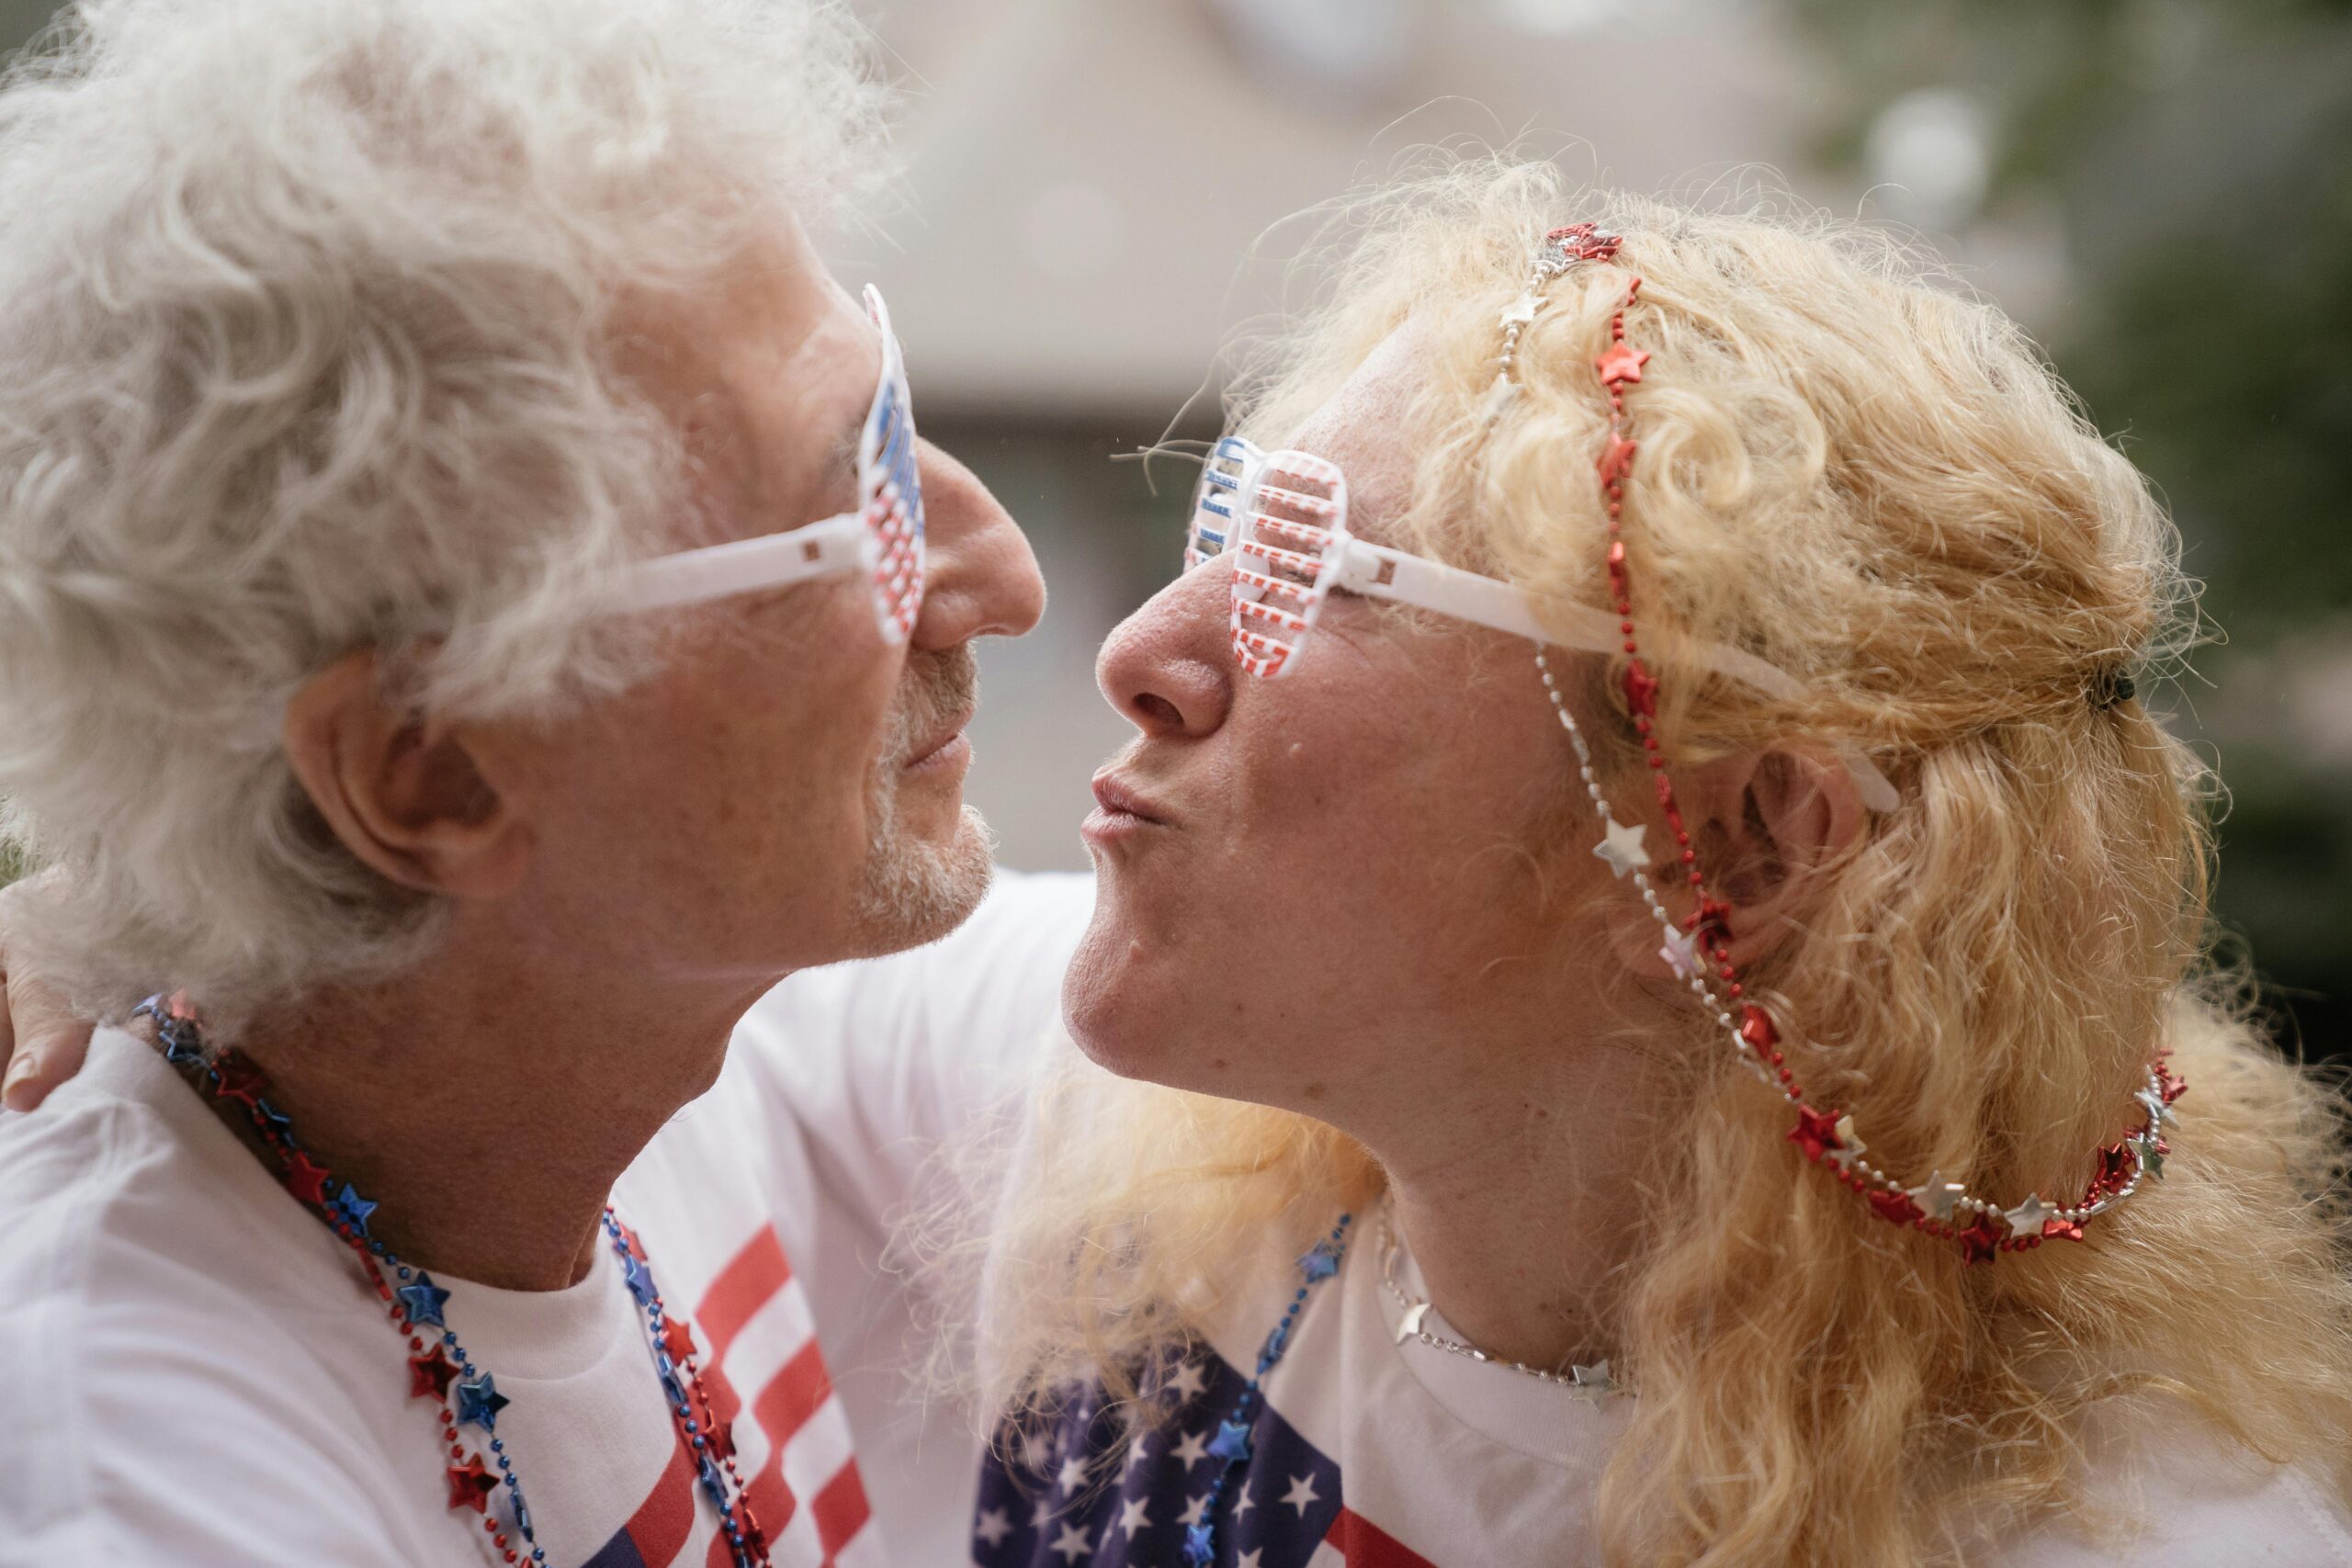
910, 439, 1045, 650
1094, 560, 1234, 739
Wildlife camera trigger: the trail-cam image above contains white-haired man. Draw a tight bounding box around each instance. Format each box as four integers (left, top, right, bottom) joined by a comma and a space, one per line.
0, 1, 1067, 1563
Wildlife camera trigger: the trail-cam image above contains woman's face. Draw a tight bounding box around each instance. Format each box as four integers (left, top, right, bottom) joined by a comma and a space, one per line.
1067, 344, 1626, 1122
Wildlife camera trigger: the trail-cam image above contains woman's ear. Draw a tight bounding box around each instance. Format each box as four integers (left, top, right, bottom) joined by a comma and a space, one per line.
1683, 746, 1862, 965
281, 651, 535, 900
1598, 745, 1862, 979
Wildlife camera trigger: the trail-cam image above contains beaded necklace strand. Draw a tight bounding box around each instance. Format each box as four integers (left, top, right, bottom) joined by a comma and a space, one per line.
1180, 1213, 1352, 1568
132, 996, 773, 1567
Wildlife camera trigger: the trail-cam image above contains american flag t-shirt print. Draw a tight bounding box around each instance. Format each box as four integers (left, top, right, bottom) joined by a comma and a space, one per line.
971, 1346, 1435, 1568
582, 1224, 877, 1568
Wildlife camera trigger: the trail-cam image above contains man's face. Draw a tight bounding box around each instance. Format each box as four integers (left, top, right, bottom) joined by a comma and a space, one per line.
487, 221, 1045, 996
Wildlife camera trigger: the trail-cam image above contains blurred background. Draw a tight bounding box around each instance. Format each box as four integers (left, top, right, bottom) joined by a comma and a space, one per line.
3, 0, 2345, 1057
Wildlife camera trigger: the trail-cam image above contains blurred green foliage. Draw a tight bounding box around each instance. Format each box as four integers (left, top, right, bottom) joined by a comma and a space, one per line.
1792, 0, 2352, 1056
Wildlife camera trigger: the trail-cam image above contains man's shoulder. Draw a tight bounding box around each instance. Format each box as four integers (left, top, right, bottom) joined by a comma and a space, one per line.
0, 1025, 368, 1367
0, 1032, 424, 1562
0, 1027, 202, 1277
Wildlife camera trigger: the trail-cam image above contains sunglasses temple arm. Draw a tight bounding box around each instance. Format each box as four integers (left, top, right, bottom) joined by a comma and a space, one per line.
1337, 542, 1900, 812
609, 514, 870, 615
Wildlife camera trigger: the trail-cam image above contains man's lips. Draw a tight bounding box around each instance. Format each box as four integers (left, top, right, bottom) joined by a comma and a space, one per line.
1089, 772, 1169, 825
903, 710, 974, 771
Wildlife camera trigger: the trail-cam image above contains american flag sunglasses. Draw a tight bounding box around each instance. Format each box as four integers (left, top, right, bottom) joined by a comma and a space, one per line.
614, 285, 924, 642
1183, 434, 1900, 807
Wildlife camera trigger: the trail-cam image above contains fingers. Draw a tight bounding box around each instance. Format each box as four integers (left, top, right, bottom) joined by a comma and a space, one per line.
0, 960, 96, 1115
0, 964, 16, 1101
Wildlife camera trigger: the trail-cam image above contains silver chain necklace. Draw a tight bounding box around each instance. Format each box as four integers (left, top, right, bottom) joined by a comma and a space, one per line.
1378, 1202, 1624, 1404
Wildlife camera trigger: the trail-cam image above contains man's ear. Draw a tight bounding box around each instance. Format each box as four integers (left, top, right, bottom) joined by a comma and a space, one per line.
1600, 745, 1863, 978
281, 651, 534, 899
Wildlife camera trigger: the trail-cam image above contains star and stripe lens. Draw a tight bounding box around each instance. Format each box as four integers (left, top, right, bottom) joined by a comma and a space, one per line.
858, 287, 925, 643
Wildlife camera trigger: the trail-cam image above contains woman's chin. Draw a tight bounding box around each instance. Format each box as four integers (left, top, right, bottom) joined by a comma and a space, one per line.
1061, 921, 1200, 1087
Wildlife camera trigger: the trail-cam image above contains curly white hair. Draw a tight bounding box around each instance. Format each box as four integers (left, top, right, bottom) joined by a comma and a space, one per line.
0, 0, 892, 1016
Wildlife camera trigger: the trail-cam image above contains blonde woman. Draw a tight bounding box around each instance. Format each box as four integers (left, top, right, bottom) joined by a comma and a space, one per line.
935, 166, 2352, 1568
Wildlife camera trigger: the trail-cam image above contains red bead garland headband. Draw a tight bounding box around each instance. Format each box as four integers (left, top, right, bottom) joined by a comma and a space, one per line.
1496, 223, 2183, 1265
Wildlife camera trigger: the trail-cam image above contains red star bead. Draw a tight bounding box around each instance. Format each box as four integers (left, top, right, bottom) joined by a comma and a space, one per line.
2041, 1216, 2085, 1242
1546, 223, 1622, 262
1737, 1003, 1779, 1053
409, 1346, 460, 1402
2092, 1142, 2136, 1196
662, 1316, 697, 1362
1868, 1189, 1923, 1226
1623, 662, 1659, 719
1595, 342, 1651, 386
1954, 1213, 2004, 1266
1788, 1105, 1846, 1164
211, 1051, 267, 1109
445, 1456, 499, 1513
705, 1414, 737, 1464
1692, 899, 1736, 945
282, 1151, 332, 1205
2159, 1066, 2188, 1105
1596, 433, 1639, 486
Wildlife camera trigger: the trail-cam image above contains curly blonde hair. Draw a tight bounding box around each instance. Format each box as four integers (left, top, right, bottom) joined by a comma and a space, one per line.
942, 159, 2352, 1567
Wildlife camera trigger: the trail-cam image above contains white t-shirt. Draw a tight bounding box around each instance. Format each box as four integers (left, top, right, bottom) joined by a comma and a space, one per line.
0, 870, 1091, 1568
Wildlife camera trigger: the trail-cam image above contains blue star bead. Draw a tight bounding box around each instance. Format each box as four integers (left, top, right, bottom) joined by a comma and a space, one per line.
1207, 1419, 1253, 1463
456, 1373, 511, 1430
396, 1273, 451, 1328
160, 1020, 206, 1065
622, 1252, 660, 1308
332, 1184, 379, 1236
1182, 1521, 1216, 1567
1296, 1239, 1342, 1282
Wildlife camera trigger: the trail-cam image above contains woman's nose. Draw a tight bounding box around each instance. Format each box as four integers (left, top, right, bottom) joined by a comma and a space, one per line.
910, 439, 1046, 650
1095, 562, 1234, 739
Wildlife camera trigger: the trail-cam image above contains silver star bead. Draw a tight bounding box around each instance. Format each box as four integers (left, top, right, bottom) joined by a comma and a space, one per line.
2003, 1192, 2054, 1239
2132, 1132, 2168, 1180
2136, 1085, 2173, 1126
1568, 1359, 1614, 1404
1591, 818, 1648, 879
1394, 1301, 1430, 1344
1481, 371, 1521, 422
1826, 1114, 1866, 1170
1907, 1170, 1966, 1223
1657, 928, 1700, 980
1498, 292, 1543, 328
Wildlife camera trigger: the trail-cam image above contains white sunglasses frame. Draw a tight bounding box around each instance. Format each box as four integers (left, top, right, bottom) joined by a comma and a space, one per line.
611, 285, 924, 640
1191, 435, 1902, 812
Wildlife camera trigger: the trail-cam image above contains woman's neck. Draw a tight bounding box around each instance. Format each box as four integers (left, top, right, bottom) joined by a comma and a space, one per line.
1367, 1040, 1667, 1374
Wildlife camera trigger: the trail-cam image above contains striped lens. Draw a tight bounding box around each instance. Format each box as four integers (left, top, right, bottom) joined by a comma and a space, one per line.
1227, 448, 1350, 679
